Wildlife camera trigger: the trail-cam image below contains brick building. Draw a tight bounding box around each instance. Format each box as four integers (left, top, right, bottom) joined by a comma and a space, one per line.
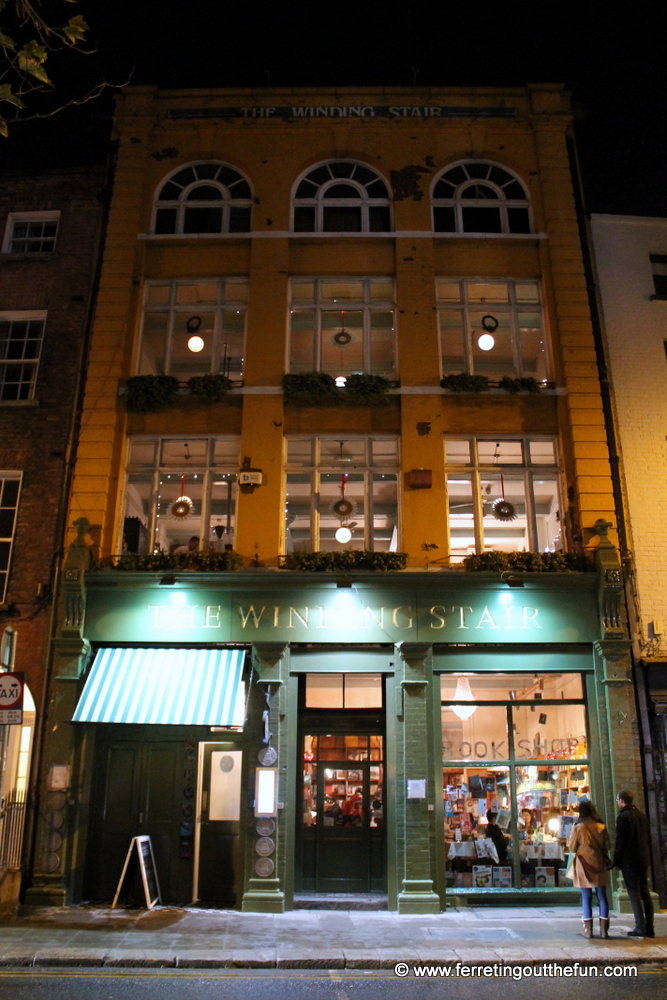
0, 167, 106, 907
590, 213, 667, 905
27, 87, 644, 912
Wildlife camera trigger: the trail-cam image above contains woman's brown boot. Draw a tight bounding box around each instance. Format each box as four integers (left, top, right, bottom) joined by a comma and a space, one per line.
583, 918, 593, 938
600, 917, 610, 939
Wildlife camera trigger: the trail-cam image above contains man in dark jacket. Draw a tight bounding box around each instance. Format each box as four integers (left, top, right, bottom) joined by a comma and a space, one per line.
486, 810, 508, 864
614, 789, 654, 937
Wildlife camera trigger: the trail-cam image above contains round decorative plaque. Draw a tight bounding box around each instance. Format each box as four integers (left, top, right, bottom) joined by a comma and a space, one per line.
255, 817, 275, 836
219, 755, 235, 773
42, 852, 60, 873
254, 857, 275, 878
255, 837, 275, 857
257, 746, 277, 766
46, 791, 66, 811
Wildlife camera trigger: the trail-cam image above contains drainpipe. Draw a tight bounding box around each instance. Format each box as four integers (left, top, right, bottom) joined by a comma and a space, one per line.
566, 131, 666, 905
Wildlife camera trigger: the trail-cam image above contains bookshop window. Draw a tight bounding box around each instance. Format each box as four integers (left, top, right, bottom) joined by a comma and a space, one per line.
302, 734, 384, 828
437, 278, 547, 380
442, 671, 588, 891
285, 436, 399, 553
122, 436, 239, 555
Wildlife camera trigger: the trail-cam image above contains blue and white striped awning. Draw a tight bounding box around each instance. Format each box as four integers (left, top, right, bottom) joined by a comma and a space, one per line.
72, 647, 246, 727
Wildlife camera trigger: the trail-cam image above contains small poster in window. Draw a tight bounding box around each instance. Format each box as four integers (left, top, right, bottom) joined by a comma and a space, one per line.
472, 865, 493, 888
491, 797, 500, 811
560, 789, 569, 806
558, 815, 575, 840
535, 866, 556, 887
460, 813, 472, 834
444, 799, 454, 816
485, 777, 496, 792
493, 867, 513, 888
496, 808, 511, 830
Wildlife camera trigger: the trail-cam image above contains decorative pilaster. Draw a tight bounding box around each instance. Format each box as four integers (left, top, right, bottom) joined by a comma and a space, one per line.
395, 642, 440, 913
241, 642, 288, 912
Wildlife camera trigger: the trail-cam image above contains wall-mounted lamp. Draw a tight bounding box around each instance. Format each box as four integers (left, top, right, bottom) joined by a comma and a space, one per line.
159, 574, 179, 586
501, 572, 524, 588
336, 577, 352, 589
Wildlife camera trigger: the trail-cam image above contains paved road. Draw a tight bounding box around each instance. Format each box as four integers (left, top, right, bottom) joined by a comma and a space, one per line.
0, 968, 665, 1000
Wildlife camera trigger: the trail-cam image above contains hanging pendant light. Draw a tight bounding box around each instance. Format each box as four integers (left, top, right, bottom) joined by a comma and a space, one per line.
171, 475, 193, 519
451, 675, 477, 720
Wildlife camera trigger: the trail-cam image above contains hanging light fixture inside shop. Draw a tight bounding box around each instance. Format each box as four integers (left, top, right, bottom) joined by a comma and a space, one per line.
331, 469, 357, 544
186, 315, 204, 353
451, 675, 477, 720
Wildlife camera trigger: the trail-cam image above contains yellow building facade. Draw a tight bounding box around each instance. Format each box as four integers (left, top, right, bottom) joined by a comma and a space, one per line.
26, 87, 646, 913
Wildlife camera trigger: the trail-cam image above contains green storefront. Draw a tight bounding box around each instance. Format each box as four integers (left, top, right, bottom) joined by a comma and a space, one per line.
26, 539, 642, 912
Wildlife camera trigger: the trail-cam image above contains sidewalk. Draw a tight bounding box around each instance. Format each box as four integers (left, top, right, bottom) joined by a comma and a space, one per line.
0, 905, 666, 969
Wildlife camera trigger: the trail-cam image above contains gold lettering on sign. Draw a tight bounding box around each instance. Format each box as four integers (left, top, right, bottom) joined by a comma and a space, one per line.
204, 605, 221, 628
521, 606, 541, 629
452, 606, 473, 629
287, 606, 309, 628
237, 605, 267, 628
364, 606, 385, 629
503, 605, 517, 629
429, 606, 447, 629
475, 606, 500, 629
148, 605, 163, 628
273, 606, 280, 627
391, 605, 413, 629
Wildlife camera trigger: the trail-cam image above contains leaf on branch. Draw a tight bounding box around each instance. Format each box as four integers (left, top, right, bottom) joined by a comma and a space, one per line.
0, 84, 26, 108
0, 118, 7, 138
62, 15, 88, 44
18, 40, 52, 85
0, 32, 16, 50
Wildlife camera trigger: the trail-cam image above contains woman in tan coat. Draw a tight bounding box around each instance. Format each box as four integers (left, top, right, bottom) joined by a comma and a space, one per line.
568, 801, 611, 938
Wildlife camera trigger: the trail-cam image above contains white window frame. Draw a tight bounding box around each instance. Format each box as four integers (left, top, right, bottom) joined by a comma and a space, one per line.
121, 435, 240, 555
432, 160, 532, 235
436, 277, 548, 380
2, 211, 60, 255
0, 311, 47, 401
292, 160, 392, 233
151, 161, 253, 235
289, 277, 396, 376
139, 279, 248, 379
444, 435, 562, 558
285, 435, 400, 553
0, 472, 22, 604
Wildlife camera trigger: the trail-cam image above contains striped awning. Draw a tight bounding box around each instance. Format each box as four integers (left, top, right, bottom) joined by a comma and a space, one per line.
72, 647, 246, 727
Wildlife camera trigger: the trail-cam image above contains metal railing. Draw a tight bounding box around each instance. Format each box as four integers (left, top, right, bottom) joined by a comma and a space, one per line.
0, 789, 26, 871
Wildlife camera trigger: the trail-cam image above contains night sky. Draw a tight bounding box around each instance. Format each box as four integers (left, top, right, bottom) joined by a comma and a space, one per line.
3, 0, 667, 217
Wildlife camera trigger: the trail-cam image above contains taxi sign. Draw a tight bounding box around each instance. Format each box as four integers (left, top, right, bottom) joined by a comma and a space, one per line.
0, 671, 24, 725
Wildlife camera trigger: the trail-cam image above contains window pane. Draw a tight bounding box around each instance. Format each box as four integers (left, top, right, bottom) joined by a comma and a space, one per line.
213, 438, 240, 465
229, 206, 251, 232
369, 311, 395, 375
290, 310, 315, 372
372, 474, 397, 551
477, 440, 523, 464
441, 672, 583, 702
518, 310, 547, 379
321, 282, 364, 302
220, 310, 245, 378
442, 704, 509, 761
448, 473, 475, 562
321, 310, 363, 374
322, 206, 362, 232
471, 310, 514, 377
0, 479, 20, 508
285, 473, 311, 552
433, 206, 456, 232
306, 674, 344, 708
123, 474, 153, 554
445, 440, 471, 464
291, 282, 315, 302
185, 184, 223, 201
128, 440, 157, 467
467, 283, 509, 303
171, 311, 215, 377
323, 183, 361, 198
371, 438, 398, 465
0, 509, 16, 539
507, 208, 531, 234
515, 283, 540, 303
461, 206, 502, 232
439, 309, 465, 373
533, 474, 562, 551
293, 207, 315, 231
154, 208, 177, 234
516, 762, 587, 887
368, 206, 391, 232
223, 282, 249, 304
436, 282, 462, 303
146, 284, 171, 305
481, 473, 527, 552
209, 475, 236, 549
160, 439, 208, 466
529, 440, 556, 464
344, 674, 382, 708
369, 282, 393, 301
319, 472, 364, 551
155, 472, 203, 553
138, 313, 167, 375
175, 282, 219, 305
444, 765, 512, 889
287, 439, 314, 465
319, 439, 366, 465
183, 207, 223, 233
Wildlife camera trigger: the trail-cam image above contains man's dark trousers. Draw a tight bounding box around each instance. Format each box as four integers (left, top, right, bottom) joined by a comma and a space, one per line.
622, 866, 654, 934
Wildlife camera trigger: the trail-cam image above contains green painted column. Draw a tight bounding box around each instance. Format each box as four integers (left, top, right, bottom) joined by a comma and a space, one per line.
395, 642, 440, 913
241, 642, 288, 913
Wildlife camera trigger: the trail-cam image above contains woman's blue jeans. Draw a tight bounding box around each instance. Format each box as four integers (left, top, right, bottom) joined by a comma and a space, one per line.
581, 886, 609, 919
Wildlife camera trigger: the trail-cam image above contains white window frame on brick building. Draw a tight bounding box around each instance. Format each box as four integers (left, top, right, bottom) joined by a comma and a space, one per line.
121, 436, 240, 556
138, 280, 248, 381
151, 161, 253, 235
437, 278, 548, 380
431, 161, 532, 235
289, 278, 395, 377
444, 436, 562, 561
0, 473, 21, 604
0, 311, 46, 401
292, 161, 392, 233
2, 211, 60, 254
285, 435, 400, 554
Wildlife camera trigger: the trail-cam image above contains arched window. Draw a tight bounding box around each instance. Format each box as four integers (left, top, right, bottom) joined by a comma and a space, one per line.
292, 161, 391, 233
432, 161, 532, 235
153, 162, 252, 235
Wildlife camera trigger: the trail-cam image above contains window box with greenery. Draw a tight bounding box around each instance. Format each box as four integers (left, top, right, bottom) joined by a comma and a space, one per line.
462, 551, 588, 572
282, 550, 407, 572
282, 372, 392, 406
126, 375, 180, 413
114, 549, 244, 572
